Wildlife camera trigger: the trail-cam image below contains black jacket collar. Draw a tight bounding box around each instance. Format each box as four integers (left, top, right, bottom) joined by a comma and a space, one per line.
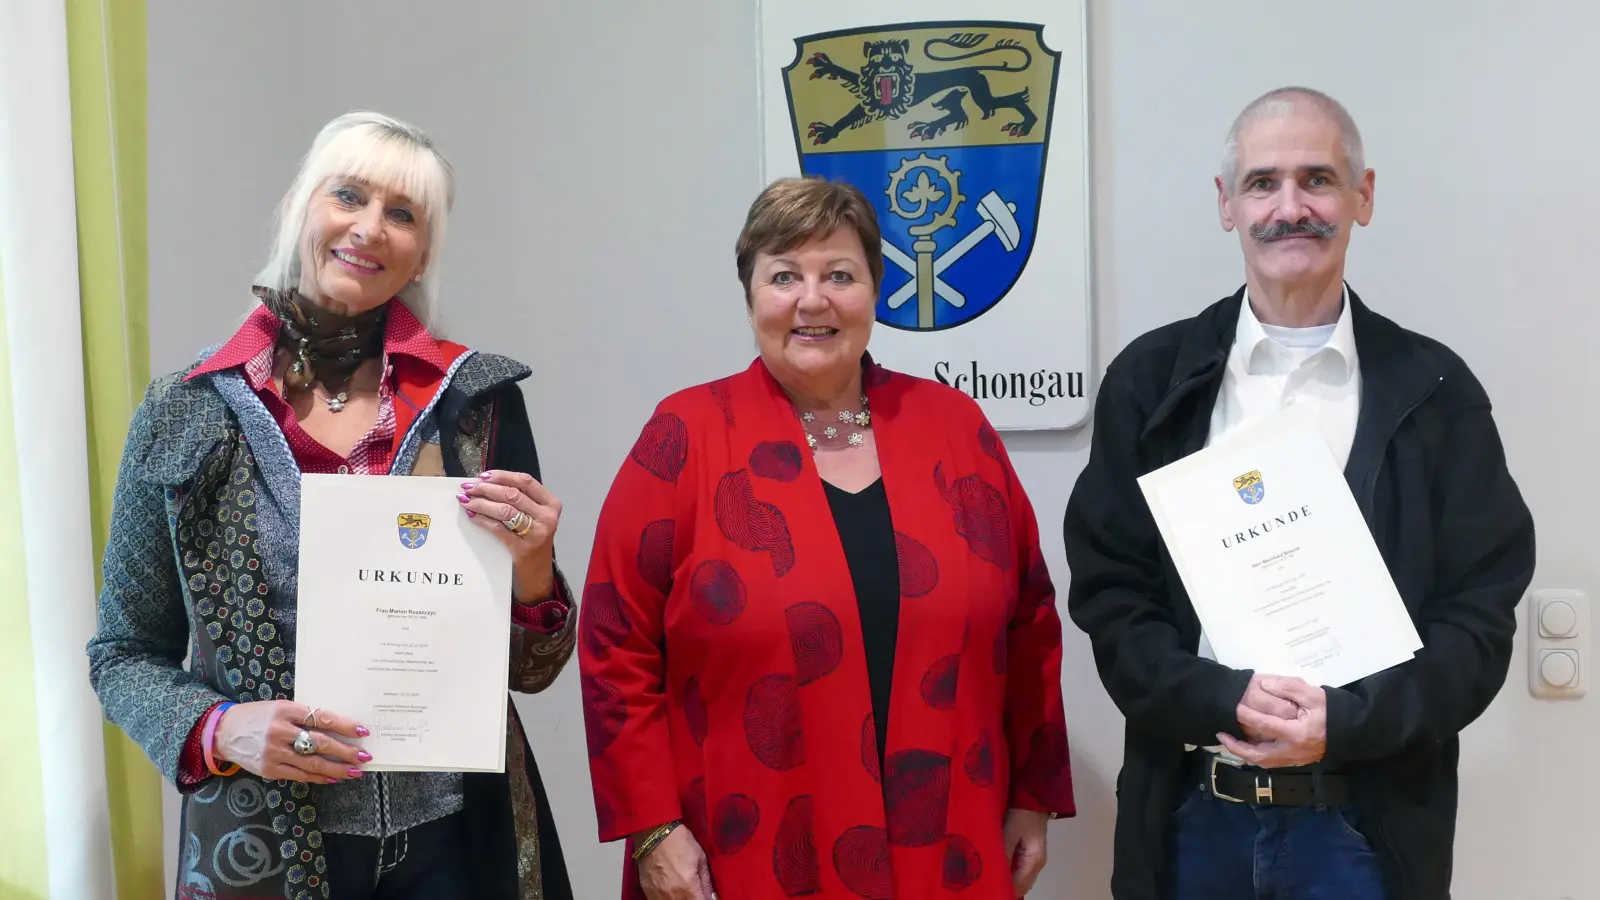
1144, 284, 1446, 442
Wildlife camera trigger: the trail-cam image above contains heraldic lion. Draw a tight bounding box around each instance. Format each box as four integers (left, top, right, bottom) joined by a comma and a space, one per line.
804, 33, 1039, 144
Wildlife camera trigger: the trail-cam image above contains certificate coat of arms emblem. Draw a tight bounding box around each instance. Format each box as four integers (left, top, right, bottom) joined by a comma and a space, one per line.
1233, 470, 1265, 505
397, 512, 431, 549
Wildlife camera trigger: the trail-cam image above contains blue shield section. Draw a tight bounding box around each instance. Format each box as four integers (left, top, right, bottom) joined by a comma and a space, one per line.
797, 144, 1044, 331
1237, 482, 1265, 505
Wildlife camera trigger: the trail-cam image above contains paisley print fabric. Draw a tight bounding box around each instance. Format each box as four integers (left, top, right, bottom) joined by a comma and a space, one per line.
176, 430, 331, 900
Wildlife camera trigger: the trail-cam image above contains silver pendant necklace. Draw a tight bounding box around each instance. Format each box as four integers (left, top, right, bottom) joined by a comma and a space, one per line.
799, 394, 871, 450
311, 387, 350, 413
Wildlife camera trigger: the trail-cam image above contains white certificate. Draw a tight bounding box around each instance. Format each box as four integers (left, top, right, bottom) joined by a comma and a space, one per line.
295, 474, 512, 772
1137, 404, 1422, 688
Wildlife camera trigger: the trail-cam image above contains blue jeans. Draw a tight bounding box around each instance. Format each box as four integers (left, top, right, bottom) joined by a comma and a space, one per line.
323, 812, 472, 900
1164, 785, 1389, 900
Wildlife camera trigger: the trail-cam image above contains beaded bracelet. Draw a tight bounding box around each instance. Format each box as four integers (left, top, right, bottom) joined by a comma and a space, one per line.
631, 820, 682, 860
202, 702, 241, 777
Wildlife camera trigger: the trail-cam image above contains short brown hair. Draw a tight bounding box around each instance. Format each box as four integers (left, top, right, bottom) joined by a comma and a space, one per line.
735, 176, 884, 306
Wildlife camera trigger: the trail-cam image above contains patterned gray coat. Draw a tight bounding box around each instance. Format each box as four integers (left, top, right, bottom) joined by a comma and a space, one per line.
87, 349, 576, 900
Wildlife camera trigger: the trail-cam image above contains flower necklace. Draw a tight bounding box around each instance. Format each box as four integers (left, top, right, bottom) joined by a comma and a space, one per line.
798, 394, 871, 451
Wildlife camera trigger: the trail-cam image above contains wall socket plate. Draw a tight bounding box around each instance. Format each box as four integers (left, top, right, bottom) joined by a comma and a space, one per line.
1528, 588, 1589, 699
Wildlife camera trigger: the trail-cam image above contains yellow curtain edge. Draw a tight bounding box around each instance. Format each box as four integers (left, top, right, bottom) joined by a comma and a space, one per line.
66, 0, 165, 898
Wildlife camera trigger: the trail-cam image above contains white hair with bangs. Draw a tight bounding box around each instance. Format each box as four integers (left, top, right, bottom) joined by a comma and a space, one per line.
254, 111, 456, 328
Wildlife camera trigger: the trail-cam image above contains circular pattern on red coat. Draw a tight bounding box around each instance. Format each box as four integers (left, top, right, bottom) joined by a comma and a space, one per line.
893, 531, 939, 598
860, 714, 881, 783
636, 519, 676, 596
629, 412, 689, 482
580, 582, 631, 657
772, 795, 821, 897
582, 675, 626, 759
691, 559, 747, 625
744, 674, 806, 771
750, 441, 804, 482
1021, 718, 1075, 810
684, 776, 710, 855
708, 380, 736, 427
833, 825, 893, 899
964, 731, 996, 788
683, 677, 708, 747
785, 602, 844, 686
942, 834, 984, 890
978, 420, 1005, 467
715, 470, 797, 577
932, 462, 1013, 570
712, 794, 761, 855
884, 749, 951, 847
1026, 543, 1053, 599
920, 654, 961, 710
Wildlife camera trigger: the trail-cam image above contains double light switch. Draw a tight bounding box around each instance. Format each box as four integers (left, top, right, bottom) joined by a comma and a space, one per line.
1528, 588, 1588, 699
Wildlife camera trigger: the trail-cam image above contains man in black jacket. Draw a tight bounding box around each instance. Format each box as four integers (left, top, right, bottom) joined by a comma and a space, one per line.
1064, 86, 1535, 900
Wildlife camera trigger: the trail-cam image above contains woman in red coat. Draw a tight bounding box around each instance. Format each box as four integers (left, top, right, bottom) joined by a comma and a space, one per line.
579, 177, 1074, 899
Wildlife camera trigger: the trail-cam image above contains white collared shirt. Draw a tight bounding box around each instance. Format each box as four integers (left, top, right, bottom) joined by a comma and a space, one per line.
1206, 284, 1361, 470
1194, 286, 1362, 753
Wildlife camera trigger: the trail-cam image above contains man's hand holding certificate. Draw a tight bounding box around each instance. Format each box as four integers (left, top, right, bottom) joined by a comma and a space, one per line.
1137, 403, 1423, 691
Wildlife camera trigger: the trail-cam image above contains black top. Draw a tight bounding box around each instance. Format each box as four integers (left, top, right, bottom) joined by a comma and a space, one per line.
822, 477, 900, 768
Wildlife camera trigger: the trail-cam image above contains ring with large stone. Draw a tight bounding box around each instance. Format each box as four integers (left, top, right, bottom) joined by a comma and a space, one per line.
292, 729, 317, 757
502, 510, 530, 536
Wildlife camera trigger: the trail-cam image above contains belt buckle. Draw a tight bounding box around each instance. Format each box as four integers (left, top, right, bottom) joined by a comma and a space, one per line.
1209, 755, 1245, 803
1209, 755, 1274, 805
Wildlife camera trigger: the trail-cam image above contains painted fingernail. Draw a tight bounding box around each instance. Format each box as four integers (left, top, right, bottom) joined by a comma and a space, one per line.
478, 470, 493, 478
465, 510, 477, 518
356, 725, 370, 737
327, 778, 339, 785
457, 493, 470, 504
357, 751, 373, 762
461, 481, 476, 490
348, 768, 364, 778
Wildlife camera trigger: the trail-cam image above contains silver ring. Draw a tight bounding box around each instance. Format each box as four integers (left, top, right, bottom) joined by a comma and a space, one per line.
292, 729, 317, 756
502, 510, 528, 533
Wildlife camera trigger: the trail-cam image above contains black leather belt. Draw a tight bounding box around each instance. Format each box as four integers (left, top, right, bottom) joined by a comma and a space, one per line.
1195, 753, 1353, 807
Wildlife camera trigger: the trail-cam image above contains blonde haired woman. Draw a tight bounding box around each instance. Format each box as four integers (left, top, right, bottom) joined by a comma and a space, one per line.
87, 112, 575, 900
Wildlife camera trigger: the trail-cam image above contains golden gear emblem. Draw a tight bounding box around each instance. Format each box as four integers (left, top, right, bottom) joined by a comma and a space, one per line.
885, 152, 964, 236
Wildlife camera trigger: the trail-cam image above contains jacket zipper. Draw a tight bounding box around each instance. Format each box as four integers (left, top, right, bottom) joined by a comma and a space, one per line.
1363, 376, 1443, 509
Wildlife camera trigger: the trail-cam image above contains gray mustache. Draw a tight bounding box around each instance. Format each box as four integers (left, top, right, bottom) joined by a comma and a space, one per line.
1249, 220, 1340, 242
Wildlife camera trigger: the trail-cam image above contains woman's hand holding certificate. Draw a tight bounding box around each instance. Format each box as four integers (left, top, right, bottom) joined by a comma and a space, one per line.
213, 701, 373, 784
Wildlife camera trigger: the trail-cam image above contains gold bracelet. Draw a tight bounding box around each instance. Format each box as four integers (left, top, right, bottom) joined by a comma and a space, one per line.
631, 820, 682, 860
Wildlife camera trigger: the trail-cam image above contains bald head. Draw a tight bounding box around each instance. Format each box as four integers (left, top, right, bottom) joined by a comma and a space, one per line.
1220, 87, 1365, 196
